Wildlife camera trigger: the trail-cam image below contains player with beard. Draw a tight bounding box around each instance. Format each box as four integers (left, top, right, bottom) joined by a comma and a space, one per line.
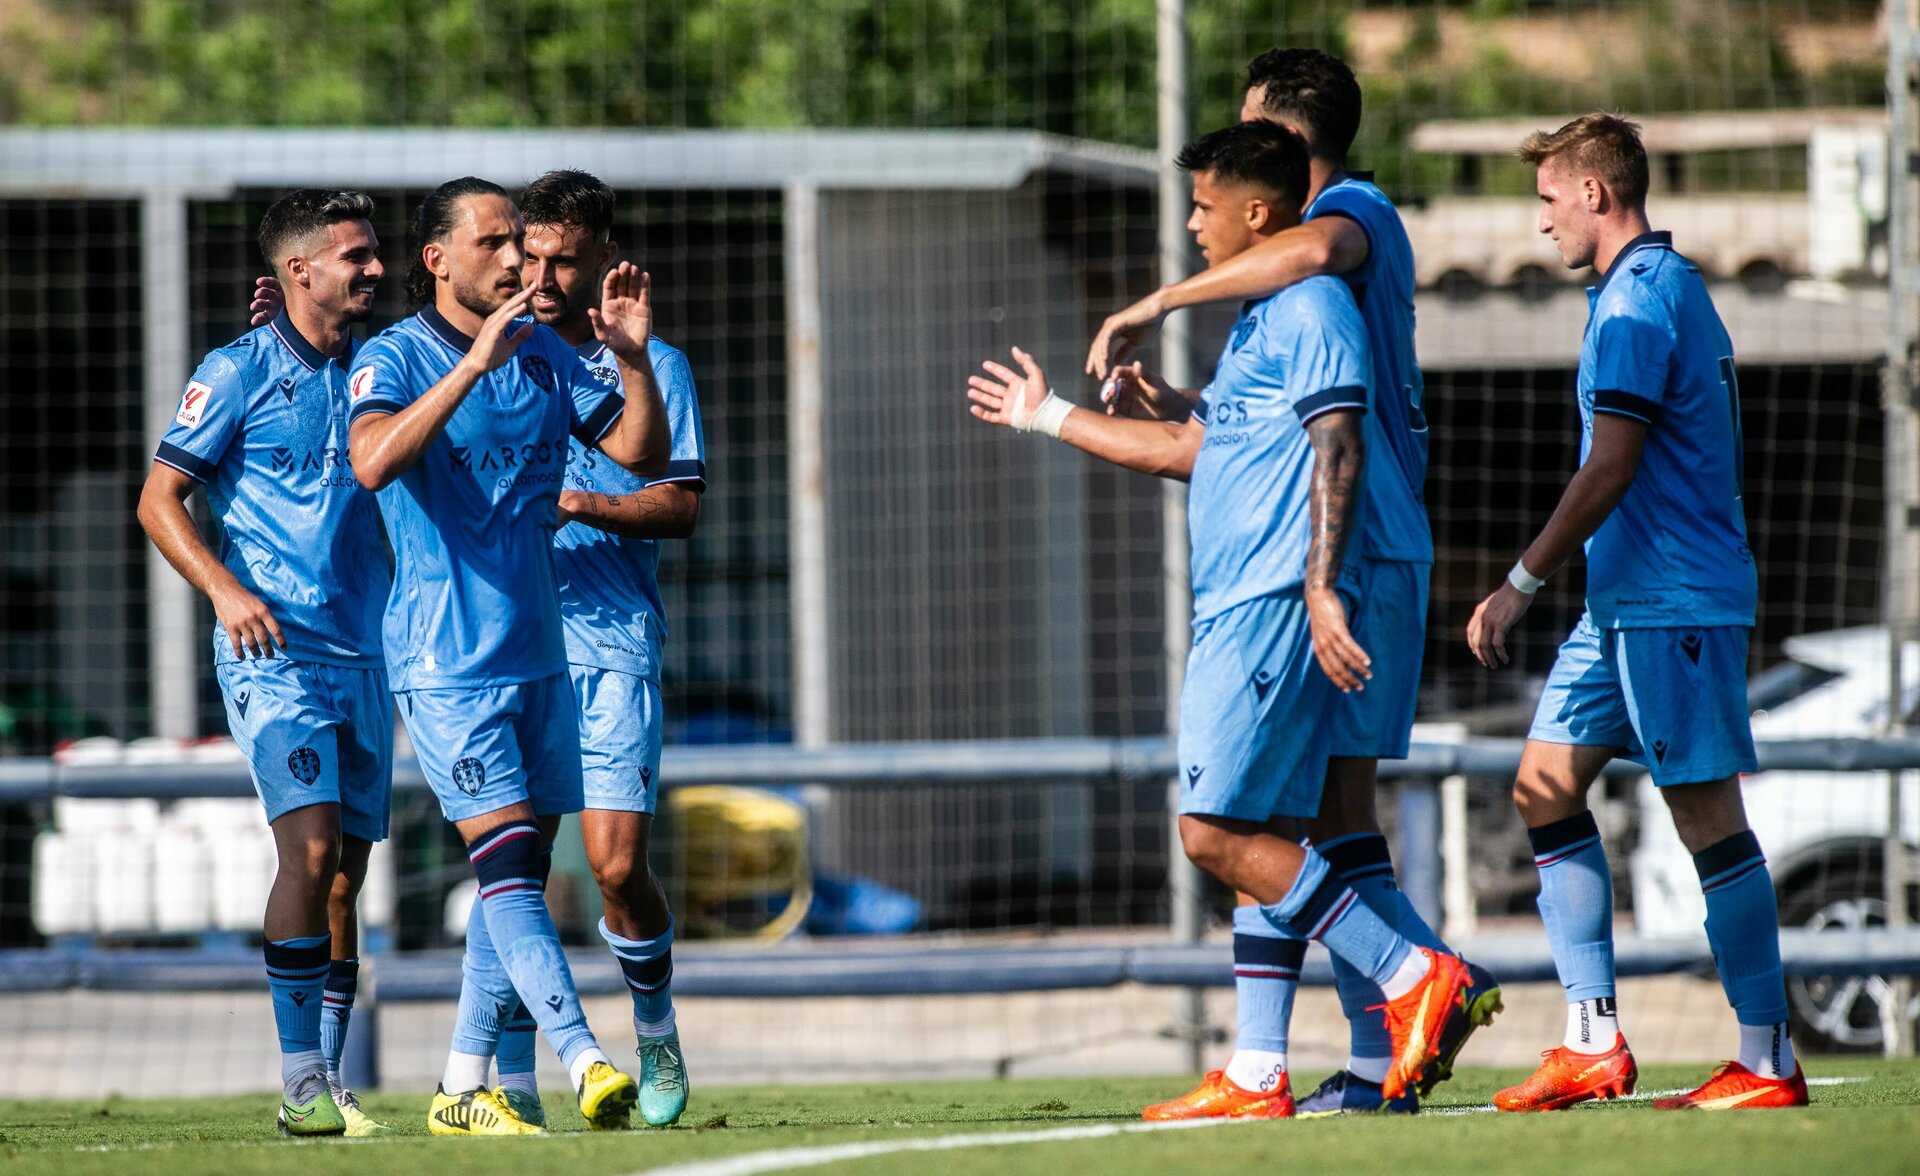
345, 176, 673, 1134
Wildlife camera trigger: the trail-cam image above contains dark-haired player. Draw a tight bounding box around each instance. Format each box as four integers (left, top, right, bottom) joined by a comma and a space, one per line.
467, 168, 702, 1129
1088, 48, 1498, 1117
970, 121, 1472, 1120
138, 189, 392, 1138
1470, 114, 1801, 1113
346, 177, 672, 1134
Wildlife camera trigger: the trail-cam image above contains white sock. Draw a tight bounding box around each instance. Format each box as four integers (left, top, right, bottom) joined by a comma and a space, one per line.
281, 1048, 326, 1093
442, 1050, 492, 1095
567, 1045, 613, 1092
1738, 1022, 1796, 1079
1223, 1048, 1287, 1093
496, 1070, 539, 1096
1347, 1055, 1391, 1085
1563, 998, 1620, 1054
636, 1010, 677, 1039
1377, 948, 1432, 1001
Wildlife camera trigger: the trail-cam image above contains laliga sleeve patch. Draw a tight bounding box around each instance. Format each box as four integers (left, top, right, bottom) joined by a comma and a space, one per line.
175, 380, 214, 428
349, 367, 377, 400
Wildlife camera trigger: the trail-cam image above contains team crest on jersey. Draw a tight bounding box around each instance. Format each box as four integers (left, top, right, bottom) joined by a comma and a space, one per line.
591, 365, 619, 387
522, 355, 556, 394
287, 746, 322, 786
452, 756, 486, 797
175, 380, 214, 428
349, 367, 377, 400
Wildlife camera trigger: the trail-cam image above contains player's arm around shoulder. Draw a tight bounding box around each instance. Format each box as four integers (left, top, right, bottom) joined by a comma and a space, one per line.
1086, 214, 1370, 380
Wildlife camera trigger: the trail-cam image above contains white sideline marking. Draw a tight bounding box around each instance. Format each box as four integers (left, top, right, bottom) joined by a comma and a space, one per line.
635, 1117, 1250, 1176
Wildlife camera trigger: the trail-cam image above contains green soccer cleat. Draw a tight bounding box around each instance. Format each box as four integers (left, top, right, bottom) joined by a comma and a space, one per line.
637, 1030, 689, 1127
334, 1088, 393, 1137
494, 1085, 548, 1130
577, 1061, 638, 1131
277, 1069, 347, 1137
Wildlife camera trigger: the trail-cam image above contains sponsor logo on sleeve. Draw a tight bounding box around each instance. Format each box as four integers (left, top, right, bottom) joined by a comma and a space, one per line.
175, 380, 214, 428
349, 367, 377, 400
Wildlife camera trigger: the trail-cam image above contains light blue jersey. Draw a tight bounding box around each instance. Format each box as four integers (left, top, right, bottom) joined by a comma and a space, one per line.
154, 315, 388, 667
346, 305, 625, 689
1578, 231, 1756, 629
1187, 275, 1373, 624
553, 337, 707, 681
1306, 172, 1432, 564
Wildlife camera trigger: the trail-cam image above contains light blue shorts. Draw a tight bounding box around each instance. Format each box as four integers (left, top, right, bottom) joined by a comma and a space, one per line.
1177, 590, 1336, 822
1528, 614, 1758, 786
216, 658, 393, 841
571, 664, 664, 814
1329, 559, 1429, 760
397, 672, 585, 823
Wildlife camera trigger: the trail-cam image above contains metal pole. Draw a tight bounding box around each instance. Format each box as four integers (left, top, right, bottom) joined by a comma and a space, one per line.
1883, 0, 1917, 1058
786, 182, 831, 750
1156, 0, 1207, 1076
142, 188, 199, 739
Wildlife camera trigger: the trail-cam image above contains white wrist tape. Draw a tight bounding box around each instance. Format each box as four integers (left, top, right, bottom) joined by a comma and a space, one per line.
1507, 560, 1546, 595
1017, 389, 1074, 439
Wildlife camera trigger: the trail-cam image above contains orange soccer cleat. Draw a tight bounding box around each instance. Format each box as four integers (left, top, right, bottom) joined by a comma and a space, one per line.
1494, 1037, 1638, 1112
1141, 1070, 1294, 1121
1379, 948, 1472, 1100
1651, 1062, 1809, 1111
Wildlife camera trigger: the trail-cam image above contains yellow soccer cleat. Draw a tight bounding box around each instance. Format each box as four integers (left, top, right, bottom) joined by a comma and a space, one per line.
494, 1085, 549, 1130
428, 1085, 547, 1136
577, 1061, 639, 1131
335, 1088, 394, 1137
278, 1070, 347, 1137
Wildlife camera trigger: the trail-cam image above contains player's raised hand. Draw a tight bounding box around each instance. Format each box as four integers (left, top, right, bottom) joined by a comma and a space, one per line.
1102, 360, 1190, 422
968, 347, 1071, 437
1467, 581, 1535, 669
1305, 585, 1372, 692
209, 579, 286, 660
466, 282, 538, 373
591, 263, 653, 363
249, 276, 284, 328
1085, 290, 1168, 380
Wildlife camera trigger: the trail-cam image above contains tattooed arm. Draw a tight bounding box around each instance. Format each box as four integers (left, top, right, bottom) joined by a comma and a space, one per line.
1303, 408, 1372, 692
557, 483, 701, 539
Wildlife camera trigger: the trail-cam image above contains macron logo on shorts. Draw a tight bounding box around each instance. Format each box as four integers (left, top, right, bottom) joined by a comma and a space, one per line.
175, 380, 213, 428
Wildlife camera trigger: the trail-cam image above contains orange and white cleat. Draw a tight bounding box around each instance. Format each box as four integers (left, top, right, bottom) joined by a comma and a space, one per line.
1141, 1070, 1294, 1121
1379, 948, 1472, 1100
1494, 1037, 1638, 1112
1651, 1062, 1808, 1111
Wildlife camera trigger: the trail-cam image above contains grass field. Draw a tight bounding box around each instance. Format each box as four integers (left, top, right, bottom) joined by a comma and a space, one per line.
5, 1060, 1918, 1176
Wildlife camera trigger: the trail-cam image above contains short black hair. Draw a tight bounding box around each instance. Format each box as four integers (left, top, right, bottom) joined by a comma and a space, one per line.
1175, 121, 1312, 210
519, 169, 616, 243
403, 176, 509, 307
1244, 48, 1363, 160
256, 189, 375, 276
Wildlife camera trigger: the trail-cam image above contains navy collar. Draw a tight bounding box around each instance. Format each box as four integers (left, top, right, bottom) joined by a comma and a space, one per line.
419, 303, 476, 354
1594, 230, 1672, 296
268, 313, 341, 371
576, 338, 609, 363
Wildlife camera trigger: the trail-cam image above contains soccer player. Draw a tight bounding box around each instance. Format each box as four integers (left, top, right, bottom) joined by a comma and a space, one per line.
346, 176, 672, 1134
969, 121, 1472, 1115
1087, 49, 1497, 1117
458, 169, 701, 1129
1467, 114, 1804, 1112
137, 189, 394, 1138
